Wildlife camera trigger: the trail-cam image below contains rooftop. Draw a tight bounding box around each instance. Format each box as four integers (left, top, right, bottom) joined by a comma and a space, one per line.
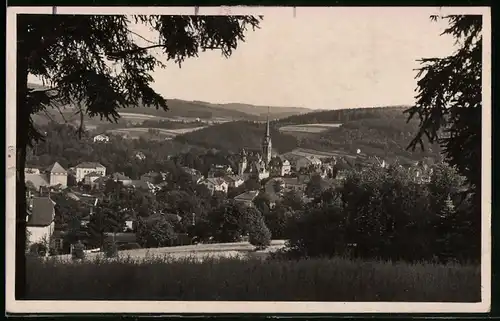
111, 172, 132, 181
46, 162, 67, 174
25, 173, 49, 190
234, 190, 260, 202
75, 162, 106, 169
27, 197, 56, 227
204, 177, 227, 186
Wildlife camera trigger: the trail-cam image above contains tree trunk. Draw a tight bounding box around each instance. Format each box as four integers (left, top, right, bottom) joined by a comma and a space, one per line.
16, 48, 29, 299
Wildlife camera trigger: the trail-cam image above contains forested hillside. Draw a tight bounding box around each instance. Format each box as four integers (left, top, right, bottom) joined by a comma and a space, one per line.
299, 117, 442, 160
276, 106, 410, 125
28, 83, 308, 127
176, 106, 443, 161
26, 123, 207, 180
174, 121, 299, 154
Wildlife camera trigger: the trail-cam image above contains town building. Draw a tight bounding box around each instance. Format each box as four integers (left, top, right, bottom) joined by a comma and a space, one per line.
199, 177, 229, 195
25, 162, 69, 191
140, 171, 166, 184
233, 190, 260, 207
135, 151, 146, 160
208, 164, 234, 178
83, 172, 103, 187
25, 167, 40, 175
46, 162, 68, 187
26, 196, 56, 246
236, 111, 273, 181
181, 167, 204, 184
93, 134, 110, 143
75, 162, 106, 182
295, 155, 322, 171
223, 175, 245, 188
269, 156, 292, 177
111, 172, 133, 186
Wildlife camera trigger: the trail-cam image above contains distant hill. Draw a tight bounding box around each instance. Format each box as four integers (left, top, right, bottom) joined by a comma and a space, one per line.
28, 83, 310, 127
193, 101, 311, 119
276, 105, 412, 125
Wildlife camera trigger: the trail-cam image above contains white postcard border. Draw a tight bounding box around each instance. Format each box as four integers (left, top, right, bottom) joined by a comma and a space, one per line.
5, 6, 492, 314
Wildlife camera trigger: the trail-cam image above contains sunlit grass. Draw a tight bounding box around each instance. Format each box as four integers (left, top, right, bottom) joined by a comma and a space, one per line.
26, 255, 480, 302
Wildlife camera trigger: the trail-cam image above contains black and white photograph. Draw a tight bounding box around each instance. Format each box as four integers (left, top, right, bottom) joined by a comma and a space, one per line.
6, 6, 491, 314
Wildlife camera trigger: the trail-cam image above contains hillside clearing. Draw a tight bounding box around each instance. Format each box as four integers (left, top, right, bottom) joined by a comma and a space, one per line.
283, 148, 355, 159
107, 126, 207, 139
279, 123, 342, 133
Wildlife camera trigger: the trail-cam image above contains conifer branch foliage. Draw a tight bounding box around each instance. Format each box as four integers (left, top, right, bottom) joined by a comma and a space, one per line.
15, 14, 261, 298
405, 15, 483, 190
19, 14, 261, 143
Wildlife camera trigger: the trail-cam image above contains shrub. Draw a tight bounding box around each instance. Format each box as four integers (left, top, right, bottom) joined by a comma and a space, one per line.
249, 221, 272, 250
285, 163, 478, 264
103, 240, 119, 258
71, 242, 86, 261
29, 242, 47, 257
136, 215, 177, 248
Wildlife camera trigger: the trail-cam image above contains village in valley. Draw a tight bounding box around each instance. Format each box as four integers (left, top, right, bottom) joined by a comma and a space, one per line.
25, 111, 436, 258
17, 10, 483, 304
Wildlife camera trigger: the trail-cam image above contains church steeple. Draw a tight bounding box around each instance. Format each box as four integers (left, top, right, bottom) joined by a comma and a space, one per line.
265, 107, 270, 138
262, 107, 272, 167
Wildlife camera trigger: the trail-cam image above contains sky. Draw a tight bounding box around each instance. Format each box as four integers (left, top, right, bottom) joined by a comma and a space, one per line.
142, 8, 457, 110
29, 7, 459, 110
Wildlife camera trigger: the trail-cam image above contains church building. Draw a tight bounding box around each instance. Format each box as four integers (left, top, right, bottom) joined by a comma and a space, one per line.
237, 110, 273, 181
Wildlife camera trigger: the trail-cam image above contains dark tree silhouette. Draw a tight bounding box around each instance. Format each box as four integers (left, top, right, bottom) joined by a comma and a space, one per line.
406, 15, 482, 194
16, 14, 261, 298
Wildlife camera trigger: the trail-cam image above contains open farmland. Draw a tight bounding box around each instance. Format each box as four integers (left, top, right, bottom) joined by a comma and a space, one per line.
107, 126, 207, 140
283, 148, 356, 160
279, 123, 342, 134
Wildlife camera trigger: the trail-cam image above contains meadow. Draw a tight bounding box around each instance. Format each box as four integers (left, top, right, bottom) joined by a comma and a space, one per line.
279, 123, 343, 134
106, 126, 207, 140
26, 254, 480, 302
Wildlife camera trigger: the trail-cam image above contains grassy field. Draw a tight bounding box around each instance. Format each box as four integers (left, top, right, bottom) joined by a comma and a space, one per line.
283, 148, 355, 160
55, 241, 287, 262
27, 248, 480, 302
107, 126, 207, 140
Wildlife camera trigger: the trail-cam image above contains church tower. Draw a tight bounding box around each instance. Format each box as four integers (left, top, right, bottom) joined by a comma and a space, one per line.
238, 149, 248, 176
262, 107, 272, 167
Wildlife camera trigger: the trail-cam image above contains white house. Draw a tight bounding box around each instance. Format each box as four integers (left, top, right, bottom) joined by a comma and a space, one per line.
25, 167, 40, 174
25, 162, 68, 190
224, 175, 245, 188
280, 160, 292, 176
135, 151, 146, 161
199, 177, 229, 195
46, 162, 68, 188
26, 196, 56, 246
93, 134, 110, 143
75, 162, 107, 182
